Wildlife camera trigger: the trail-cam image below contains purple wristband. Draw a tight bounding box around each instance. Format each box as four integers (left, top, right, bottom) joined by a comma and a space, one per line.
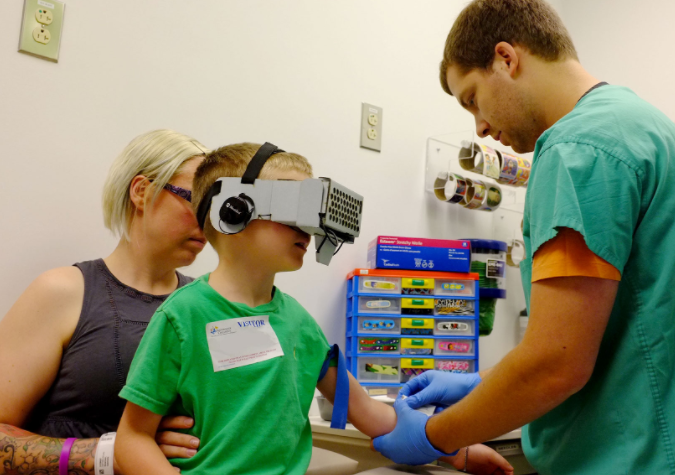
59, 438, 76, 475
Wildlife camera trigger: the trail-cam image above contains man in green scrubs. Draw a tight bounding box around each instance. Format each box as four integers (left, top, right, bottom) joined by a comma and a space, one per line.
373, 0, 675, 473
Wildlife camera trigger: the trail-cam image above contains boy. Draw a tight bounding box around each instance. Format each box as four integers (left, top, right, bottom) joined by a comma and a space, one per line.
115, 143, 511, 474
115, 142, 397, 475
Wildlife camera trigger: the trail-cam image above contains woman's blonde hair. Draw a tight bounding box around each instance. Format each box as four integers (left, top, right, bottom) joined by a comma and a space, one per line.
102, 129, 209, 240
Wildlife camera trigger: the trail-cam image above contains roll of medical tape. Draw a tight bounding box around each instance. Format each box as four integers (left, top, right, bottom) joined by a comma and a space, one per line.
457, 142, 533, 188
480, 144, 502, 179
497, 150, 532, 187
433, 172, 450, 201
477, 183, 502, 212
506, 239, 525, 267
444, 173, 468, 203
462, 178, 487, 209
459, 141, 483, 173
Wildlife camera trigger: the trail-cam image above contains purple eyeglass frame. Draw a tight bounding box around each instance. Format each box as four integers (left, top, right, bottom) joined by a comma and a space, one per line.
163, 183, 192, 203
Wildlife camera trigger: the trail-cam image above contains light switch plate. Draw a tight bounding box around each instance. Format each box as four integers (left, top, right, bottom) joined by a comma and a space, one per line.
360, 103, 383, 152
19, 0, 65, 63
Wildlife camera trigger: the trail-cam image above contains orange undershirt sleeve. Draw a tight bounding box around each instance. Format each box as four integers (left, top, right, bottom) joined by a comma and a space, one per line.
532, 227, 621, 282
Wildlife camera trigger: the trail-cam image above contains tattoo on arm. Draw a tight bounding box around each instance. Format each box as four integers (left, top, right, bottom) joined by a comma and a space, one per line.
0, 424, 97, 475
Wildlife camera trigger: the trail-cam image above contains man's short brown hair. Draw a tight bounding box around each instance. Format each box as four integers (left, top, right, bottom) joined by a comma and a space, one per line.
440, 0, 578, 95
192, 142, 313, 241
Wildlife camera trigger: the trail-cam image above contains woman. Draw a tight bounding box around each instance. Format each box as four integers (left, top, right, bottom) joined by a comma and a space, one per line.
0, 130, 209, 474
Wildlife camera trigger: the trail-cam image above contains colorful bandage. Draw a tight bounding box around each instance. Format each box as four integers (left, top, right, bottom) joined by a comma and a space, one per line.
363, 319, 396, 330
365, 363, 398, 375
437, 322, 470, 332
436, 361, 470, 372
365, 299, 392, 309
363, 280, 396, 290
438, 341, 471, 353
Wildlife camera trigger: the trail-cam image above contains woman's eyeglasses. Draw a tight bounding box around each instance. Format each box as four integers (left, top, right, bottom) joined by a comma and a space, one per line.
163, 183, 192, 203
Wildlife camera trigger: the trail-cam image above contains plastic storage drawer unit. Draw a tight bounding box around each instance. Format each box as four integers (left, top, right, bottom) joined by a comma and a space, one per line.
346, 268, 480, 388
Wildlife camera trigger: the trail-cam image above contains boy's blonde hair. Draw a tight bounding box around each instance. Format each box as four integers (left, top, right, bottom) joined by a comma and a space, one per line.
193, 142, 313, 241
102, 129, 209, 240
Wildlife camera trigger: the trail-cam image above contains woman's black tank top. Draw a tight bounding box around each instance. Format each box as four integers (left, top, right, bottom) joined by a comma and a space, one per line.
25, 259, 193, 438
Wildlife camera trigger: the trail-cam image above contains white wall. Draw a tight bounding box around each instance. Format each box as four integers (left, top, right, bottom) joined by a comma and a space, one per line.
1, 1, 533, 371
558, 0, 675, 122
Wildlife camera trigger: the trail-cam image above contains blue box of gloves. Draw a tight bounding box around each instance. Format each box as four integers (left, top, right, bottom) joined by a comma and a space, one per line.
367, 236, 471, 273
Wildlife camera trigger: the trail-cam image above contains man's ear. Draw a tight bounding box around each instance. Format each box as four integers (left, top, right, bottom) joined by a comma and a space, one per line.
493, 42, 519, 78
129, 175, 151, 212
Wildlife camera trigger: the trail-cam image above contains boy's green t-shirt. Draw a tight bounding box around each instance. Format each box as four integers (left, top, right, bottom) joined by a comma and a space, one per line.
119, 274, 331, 475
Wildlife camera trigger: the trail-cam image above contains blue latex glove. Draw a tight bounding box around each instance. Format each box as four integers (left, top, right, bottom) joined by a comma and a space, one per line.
400, 370, 482, 409
372, 396, 456, 465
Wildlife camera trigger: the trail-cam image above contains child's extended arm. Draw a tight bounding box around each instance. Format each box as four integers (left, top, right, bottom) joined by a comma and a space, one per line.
317, 368, 396, 438
318, 370, 513, 474
116, 402, 182, 475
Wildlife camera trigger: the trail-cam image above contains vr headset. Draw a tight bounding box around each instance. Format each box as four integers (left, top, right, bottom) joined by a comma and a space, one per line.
195, 142, 364, 265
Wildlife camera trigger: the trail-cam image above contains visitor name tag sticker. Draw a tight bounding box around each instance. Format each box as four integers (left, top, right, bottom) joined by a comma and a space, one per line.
205, 315, 284, 372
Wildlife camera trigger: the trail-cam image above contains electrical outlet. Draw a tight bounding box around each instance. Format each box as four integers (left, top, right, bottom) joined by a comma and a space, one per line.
32, 26, 51, 44
360, 103, 383, 152
35, 8, 53, 25
18, 0, 65, 63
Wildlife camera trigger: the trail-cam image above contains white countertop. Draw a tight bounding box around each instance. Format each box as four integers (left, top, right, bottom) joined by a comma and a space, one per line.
310, 416, 521, 442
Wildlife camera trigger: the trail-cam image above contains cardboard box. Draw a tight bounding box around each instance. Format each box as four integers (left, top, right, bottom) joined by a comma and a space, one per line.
367, 236, 471, 273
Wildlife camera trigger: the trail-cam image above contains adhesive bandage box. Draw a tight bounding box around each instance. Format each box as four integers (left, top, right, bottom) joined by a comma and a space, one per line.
367, 236, 471, 273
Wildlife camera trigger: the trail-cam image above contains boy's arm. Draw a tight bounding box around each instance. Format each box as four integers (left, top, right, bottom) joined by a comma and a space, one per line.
317, 368, 396, 438
116, 402, 181, 475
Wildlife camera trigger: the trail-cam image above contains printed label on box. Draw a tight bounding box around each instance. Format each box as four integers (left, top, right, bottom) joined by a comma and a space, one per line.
367, 236, 471, 273
486, 259, 506, 278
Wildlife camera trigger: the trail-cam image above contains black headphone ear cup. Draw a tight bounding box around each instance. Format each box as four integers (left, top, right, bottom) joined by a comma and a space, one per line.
219, 194, 254, 226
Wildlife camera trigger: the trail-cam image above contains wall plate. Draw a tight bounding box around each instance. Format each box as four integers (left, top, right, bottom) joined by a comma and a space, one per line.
18, 0, 65, 63
360, 103, 383, 152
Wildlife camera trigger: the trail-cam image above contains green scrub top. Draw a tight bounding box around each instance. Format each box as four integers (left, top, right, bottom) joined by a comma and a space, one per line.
520, 85, 675, 474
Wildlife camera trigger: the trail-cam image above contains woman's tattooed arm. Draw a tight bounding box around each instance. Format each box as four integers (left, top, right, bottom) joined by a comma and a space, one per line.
0, 424, 97, 475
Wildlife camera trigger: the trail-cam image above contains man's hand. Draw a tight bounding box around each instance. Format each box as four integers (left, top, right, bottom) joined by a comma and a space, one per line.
401, 370, 482, 409
155, 416, 200, 459
372, 396, 455, 465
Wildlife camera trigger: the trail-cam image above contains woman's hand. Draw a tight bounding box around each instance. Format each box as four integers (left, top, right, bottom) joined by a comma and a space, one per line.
441, 444, 514, 475
155, 416, 200, 459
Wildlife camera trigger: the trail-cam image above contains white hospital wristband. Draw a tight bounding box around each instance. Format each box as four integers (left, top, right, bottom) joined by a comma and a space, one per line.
95, 432, 116, 475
